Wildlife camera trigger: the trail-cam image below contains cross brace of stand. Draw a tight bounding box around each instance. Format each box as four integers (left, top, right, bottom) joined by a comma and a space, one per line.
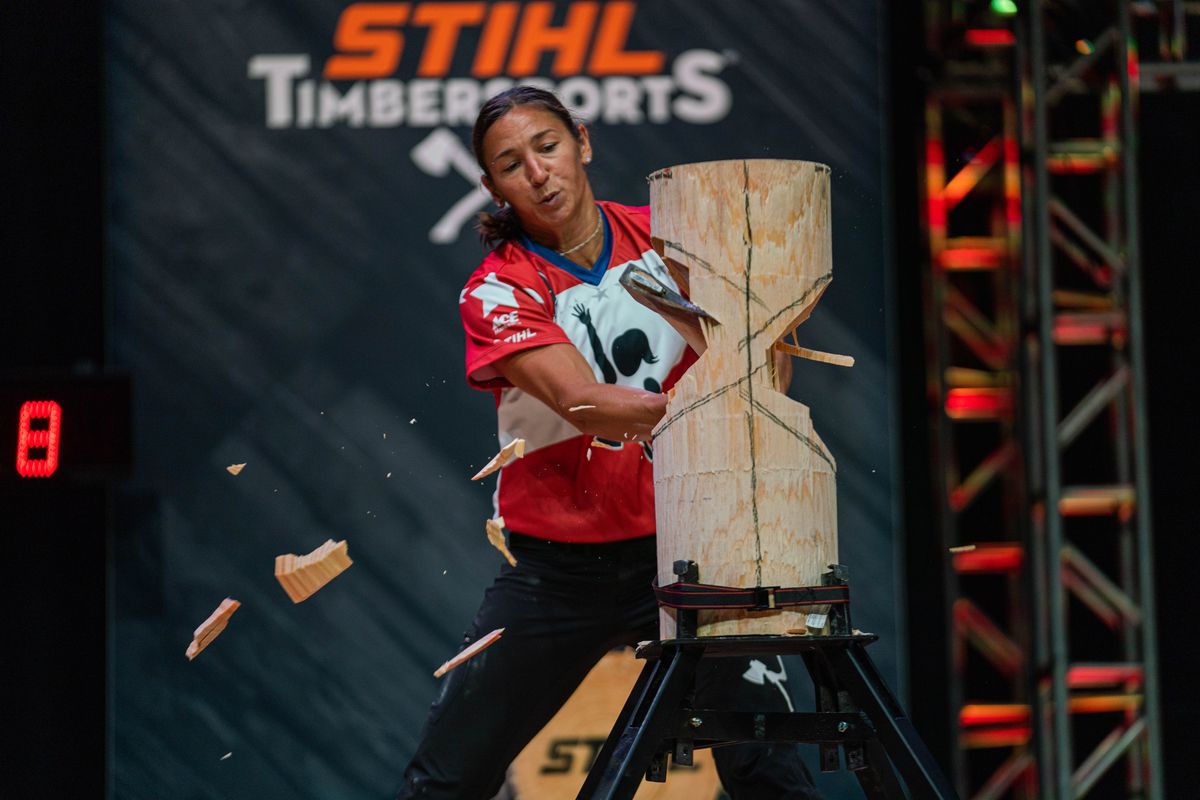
577, 565, 958, 800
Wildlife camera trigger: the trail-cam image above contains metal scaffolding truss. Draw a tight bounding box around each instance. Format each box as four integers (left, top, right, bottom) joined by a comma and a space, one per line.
921, 3, 1031, 797
1019, 2, 1163, 798
919, 2, 1163, 798
1132, 0, 1200, 92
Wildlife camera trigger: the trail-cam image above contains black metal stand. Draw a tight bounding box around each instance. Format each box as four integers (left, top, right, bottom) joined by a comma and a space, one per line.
577, 566, 958, 800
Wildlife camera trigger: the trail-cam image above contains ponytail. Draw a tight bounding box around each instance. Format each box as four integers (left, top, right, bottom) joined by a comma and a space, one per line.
476, 206, 523, 248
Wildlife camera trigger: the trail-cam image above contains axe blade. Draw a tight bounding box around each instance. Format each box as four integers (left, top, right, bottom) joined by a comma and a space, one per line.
620, 265, 715, 355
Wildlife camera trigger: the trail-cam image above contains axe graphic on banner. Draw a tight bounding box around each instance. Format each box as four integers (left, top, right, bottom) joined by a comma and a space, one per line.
410, 127, 492, 244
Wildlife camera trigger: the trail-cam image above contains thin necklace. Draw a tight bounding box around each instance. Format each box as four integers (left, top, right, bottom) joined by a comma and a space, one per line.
556, 211, 603, 256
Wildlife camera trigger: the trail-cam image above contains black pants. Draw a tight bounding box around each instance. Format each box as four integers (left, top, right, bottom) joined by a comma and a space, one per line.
396, 533, 819, 799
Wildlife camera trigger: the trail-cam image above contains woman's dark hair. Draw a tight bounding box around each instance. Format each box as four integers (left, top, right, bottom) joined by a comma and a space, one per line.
471, 86, 583, 246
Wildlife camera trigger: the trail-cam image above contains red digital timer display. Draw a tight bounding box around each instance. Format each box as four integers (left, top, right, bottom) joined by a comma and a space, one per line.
16, 400, 62, 478
1, 376, 131, 482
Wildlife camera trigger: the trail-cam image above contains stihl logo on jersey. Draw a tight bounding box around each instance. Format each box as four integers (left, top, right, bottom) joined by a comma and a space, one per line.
248, 1, 733, 129
504, 328, 536, 343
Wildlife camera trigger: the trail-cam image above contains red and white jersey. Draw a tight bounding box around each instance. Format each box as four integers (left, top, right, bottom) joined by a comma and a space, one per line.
460, 202, 696, 543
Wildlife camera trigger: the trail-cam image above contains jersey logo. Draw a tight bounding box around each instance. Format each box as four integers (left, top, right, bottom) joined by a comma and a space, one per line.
571, 304, 662, 392
571, 303, 661, 459
492, 309, 521, 333
469, 271, 519, 316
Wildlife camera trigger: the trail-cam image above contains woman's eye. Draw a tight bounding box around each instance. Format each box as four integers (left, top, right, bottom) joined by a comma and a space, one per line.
541, 142, 558, 153
503, 161, 520, 173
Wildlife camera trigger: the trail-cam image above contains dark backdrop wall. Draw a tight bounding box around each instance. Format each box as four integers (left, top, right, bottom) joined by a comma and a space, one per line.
106, 2, 901, 797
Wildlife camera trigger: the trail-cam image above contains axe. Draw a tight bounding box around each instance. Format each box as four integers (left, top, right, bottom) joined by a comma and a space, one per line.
410, 127, 492, 244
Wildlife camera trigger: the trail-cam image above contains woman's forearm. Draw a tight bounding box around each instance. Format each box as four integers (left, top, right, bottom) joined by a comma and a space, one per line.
552, 382, 668, 441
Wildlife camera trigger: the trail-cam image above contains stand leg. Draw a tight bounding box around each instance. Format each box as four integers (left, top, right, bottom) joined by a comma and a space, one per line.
577, 645, 703, 800
826, 644, 958, 799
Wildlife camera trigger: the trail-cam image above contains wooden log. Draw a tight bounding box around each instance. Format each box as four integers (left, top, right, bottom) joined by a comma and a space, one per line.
648, 160, 839, 637
274, 539, 353, 603
186, 597, 240, 660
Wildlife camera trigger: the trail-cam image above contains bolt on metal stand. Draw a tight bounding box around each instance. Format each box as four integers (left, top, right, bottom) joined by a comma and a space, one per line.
577, 563, 959, 800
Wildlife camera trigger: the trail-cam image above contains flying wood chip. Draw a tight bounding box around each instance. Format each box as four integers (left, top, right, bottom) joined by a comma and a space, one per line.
226, 463, 246, 475
471, 438, 526, 480
434, 627, 505, 678
568, 404, 596, 412
274, 539, 353, 603
485, 517, 517, 567
949, 544, 977, 553
186, 598, 240, 661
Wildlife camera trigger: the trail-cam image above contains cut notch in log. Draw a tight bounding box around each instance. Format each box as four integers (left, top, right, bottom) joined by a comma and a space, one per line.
186, 597, 240, 660
274, 539, 353, 603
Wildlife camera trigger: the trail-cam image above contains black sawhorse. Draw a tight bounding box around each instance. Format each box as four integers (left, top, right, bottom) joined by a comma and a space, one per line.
576, 566, 958, 799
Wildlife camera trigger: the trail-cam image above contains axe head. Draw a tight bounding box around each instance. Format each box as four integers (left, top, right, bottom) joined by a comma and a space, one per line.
411, 127, 469, 177
620, 264, 715, 355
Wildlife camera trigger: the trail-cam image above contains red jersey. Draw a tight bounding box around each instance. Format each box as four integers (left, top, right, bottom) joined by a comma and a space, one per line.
460, 202, 696, 543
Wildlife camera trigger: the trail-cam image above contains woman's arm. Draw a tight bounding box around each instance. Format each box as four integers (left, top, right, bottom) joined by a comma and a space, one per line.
493, 343, 667, 441
493, 342, 793, 441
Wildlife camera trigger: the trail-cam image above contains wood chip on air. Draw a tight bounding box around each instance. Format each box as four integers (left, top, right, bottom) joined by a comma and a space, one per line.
434, 627, 505, 678
226, 463, 246, 475
485, 516, 517, 567
186, 598, 240, 660
275, 539, 353, 603
471, 438, 526, 480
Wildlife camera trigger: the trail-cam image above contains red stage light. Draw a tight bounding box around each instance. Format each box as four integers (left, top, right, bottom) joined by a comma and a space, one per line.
16, 400, 62, 478
945, 388, 1013, 419
966, 29, 1016, 47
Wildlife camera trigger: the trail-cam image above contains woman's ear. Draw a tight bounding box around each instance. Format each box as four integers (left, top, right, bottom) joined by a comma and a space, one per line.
578, 124, 592, 165
481, 174, 504, 206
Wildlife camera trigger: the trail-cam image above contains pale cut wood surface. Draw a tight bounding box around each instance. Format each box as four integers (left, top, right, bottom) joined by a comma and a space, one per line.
774, 340, 855, 367
649, 160, 839, 637
185, 597, 240, 660
509, 648, 719, 798
274, 539, 353, 603
485, 516, 517, 567
471, 438, 526, 480
433, 627, 505, 678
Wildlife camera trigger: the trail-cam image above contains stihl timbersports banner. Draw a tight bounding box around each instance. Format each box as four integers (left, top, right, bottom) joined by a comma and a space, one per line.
108, 2, 897, 796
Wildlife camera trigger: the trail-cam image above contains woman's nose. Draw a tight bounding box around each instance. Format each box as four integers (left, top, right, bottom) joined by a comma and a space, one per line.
527, 158, 549, 186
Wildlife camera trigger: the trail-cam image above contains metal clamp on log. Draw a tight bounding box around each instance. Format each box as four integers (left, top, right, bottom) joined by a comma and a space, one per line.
652, 579, 850, 611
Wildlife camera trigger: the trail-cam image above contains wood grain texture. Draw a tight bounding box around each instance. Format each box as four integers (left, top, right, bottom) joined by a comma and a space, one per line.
649, 160, 839, 637
274, 539, 353, 603
185, 597, 240, 661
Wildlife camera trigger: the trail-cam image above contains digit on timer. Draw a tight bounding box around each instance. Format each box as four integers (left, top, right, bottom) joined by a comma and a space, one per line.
16, 400, 62, 478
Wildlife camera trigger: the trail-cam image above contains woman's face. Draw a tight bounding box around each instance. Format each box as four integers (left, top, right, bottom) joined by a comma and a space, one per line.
480, 105, 594, 246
